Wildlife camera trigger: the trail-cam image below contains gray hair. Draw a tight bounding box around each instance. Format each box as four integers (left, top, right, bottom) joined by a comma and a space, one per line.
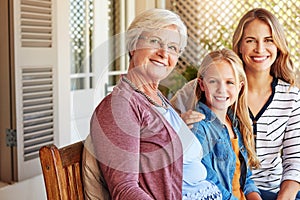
126, 8, 187, 56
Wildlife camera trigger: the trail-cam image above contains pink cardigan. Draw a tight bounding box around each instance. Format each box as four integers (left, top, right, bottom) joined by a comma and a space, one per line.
90, 78, 183, 200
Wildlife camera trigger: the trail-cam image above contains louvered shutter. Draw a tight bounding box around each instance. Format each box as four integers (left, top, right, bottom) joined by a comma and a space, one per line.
14, 0, 57, 180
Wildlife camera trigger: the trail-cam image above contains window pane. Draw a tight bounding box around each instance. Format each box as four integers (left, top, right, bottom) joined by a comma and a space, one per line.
71, 78, 85, 90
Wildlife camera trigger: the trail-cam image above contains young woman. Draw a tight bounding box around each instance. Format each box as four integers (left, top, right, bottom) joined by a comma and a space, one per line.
232, 8, 300, 200
192, 48, 261, 200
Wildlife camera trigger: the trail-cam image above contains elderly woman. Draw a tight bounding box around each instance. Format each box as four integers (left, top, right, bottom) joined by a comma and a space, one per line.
83, 8, 221, 200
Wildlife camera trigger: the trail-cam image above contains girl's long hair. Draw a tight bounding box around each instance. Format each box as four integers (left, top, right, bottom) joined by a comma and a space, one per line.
195, 48, 260, 168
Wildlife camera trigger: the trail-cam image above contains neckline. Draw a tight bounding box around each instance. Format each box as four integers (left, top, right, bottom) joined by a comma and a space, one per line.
122, 76, 168, 109
249, 77, 277, 121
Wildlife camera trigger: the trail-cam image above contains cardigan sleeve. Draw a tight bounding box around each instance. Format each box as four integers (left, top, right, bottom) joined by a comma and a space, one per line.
90, 95, 153, 200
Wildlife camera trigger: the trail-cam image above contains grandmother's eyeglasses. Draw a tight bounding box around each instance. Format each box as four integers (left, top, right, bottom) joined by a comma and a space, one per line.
138, 36, 182, 56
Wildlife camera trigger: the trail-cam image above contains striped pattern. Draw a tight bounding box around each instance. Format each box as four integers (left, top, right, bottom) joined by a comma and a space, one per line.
251, 79, 300, 192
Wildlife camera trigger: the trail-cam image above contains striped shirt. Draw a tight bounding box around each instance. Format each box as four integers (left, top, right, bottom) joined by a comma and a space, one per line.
250, 78, 300, 192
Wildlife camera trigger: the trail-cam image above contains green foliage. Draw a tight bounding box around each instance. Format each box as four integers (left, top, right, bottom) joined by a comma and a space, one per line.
159, 65, 198, 98
181, 65, 198, 82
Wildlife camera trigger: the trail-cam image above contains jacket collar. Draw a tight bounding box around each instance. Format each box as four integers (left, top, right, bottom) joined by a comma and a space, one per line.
196, 102, 239, 128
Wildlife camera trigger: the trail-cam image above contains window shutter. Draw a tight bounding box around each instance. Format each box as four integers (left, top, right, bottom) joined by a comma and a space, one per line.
14, 0, 57, 181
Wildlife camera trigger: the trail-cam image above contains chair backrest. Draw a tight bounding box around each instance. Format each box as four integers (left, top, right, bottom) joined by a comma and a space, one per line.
39, 141, 84, 200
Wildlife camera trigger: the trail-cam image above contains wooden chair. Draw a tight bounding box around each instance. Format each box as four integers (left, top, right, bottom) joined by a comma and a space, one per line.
39, 141, 84, 200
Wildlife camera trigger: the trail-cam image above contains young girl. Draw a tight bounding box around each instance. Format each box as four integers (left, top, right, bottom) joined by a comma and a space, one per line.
192, 48, 261, 200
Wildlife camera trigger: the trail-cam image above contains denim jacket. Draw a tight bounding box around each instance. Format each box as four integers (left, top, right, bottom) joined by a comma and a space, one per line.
192, 102, 259, 200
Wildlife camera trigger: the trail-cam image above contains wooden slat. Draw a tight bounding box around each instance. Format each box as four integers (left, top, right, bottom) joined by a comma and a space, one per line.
39, 141, 84, 200
66, 165, 76, 199
74, 164, 84, 200
39, 145, 66, 199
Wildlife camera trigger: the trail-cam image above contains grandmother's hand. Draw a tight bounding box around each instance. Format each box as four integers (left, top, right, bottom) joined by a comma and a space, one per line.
180, 110, 205, 129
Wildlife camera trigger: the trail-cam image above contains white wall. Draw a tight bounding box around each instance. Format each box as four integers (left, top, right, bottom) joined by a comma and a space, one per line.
0, 175, 46, 200
57, 0, 72, 147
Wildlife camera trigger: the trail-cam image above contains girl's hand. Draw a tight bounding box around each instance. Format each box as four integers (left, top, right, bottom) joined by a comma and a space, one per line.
180, 110, 205, 129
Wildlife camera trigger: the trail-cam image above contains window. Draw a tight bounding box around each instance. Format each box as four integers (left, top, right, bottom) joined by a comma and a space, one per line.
70, 0, 94, 91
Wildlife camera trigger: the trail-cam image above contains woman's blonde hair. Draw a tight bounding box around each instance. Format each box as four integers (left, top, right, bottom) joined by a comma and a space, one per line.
195, 48, 260, 168
232, 8, 295, 86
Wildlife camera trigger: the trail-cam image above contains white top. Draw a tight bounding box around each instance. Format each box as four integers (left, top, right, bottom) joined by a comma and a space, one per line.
155, 105, 207, 194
